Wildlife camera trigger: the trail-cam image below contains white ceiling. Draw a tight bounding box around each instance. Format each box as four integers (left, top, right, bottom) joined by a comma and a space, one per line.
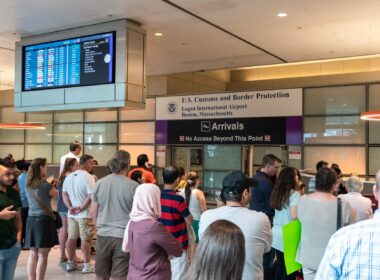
1, 0, 380, 88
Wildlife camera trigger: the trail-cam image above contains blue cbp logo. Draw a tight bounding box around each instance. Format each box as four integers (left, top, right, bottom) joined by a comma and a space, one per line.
167, 101, 177, 113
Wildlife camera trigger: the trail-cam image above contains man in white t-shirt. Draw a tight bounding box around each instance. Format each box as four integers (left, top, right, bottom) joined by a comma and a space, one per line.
63, 154, 96, 274
59, 140, 82, 174
199, 171, 272, 280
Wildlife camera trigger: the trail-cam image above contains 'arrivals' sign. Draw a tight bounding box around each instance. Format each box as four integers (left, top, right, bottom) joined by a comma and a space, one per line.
155, 88, 303, 145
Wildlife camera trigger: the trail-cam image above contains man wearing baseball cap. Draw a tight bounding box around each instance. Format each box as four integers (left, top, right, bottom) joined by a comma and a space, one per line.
198, 171, 272, 280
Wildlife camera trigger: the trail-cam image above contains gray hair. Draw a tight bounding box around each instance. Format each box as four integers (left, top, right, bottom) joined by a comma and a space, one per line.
346, 176, 363, 193
107, 150, 130, 174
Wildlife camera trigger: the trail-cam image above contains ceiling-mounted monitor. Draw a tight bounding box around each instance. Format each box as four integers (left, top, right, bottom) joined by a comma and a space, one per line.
15, 20, 146, 112
23, 32, 115, 91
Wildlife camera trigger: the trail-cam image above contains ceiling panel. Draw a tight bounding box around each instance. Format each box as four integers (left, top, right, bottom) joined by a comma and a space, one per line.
174, 0, 380, 61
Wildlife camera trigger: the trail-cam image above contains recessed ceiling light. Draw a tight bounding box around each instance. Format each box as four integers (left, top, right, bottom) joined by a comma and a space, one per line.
277, 12, 288, 17
154, 32, 163, 37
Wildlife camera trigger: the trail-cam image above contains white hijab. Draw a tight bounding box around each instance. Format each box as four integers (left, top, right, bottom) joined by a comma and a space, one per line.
122, 183, 161, 252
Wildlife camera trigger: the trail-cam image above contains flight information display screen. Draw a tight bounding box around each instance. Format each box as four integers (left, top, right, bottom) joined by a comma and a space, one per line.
23, 32, 115, 91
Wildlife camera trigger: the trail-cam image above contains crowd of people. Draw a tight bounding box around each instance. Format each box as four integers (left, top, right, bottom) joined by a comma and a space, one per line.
0, 142, 379, 280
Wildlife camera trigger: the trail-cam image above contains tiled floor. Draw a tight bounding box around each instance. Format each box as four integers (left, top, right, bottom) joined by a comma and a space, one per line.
14, 247, 96, 279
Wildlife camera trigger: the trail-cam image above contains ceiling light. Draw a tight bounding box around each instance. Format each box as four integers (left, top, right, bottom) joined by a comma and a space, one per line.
154, 32, 163, 37
0, 123, 46, 129
361, 111, 380, 121
277, 12, 288, 17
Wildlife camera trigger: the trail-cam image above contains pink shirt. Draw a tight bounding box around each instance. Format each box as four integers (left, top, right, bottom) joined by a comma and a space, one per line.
127, 219, 183, 280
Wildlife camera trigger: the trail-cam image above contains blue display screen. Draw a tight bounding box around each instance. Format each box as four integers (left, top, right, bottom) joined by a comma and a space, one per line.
23, 32, 115, 91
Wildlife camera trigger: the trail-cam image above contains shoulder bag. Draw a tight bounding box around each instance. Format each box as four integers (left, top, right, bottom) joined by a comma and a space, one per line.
337, 197, 342, 230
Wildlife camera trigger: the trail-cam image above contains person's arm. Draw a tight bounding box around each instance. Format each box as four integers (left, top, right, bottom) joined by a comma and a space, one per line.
152, 222, 183, 257
0, 205, 17, 220
178, 197, 193, 225
289, 191, 300, 220
77, 194, 91, 214
196, 190, 207, 213
91, 201, 99, 226
15, 211, 22, 243
290, 205, 298, 220
48, 185, 58, 197
262, 215, 273, 252
184, 213, 193, 226
62, 192, 78, 214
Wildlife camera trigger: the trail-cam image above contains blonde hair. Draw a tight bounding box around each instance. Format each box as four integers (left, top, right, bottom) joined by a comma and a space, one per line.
26, 158, 47, 189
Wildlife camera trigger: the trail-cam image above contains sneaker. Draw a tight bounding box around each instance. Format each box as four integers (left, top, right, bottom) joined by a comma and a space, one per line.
81, 263, 95, 274
66, 260, 77, 271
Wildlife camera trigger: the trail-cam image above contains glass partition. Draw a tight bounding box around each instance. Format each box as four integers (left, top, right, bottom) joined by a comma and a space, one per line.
204, 145, 241, 170
25, 145, 52, 163
304, 146, 365, 175
369, 147, 380, 175
303, 116, 365, 144
0, 130, 24, 143
53, 124, 83, 144
26, 125, 53, 143
84, 123, 117, 144
84, 145, 117, 165
119, 122, 155, 144
119, 145, 155, 166
304, 85, 365, 115
0, 145, 24, 160
85, 110, 117, 122
369, 84, 380, 110
54, 111, 83, 123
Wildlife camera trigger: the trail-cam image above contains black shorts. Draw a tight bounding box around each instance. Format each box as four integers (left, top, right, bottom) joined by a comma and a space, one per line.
25, 215, 58, 248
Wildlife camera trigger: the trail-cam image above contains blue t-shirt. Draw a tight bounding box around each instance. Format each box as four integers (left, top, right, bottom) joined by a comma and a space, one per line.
272, 190, 301, 251
18, 172, 29, 207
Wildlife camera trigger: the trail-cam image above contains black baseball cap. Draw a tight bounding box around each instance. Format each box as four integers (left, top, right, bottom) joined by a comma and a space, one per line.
222, 171, 259, 195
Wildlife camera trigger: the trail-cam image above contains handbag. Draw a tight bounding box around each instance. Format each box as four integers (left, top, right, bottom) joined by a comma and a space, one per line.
28, 187, 63, 229
337, 197, 342, 230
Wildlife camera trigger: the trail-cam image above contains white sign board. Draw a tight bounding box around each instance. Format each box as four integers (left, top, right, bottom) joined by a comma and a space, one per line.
156, 88, 302, 120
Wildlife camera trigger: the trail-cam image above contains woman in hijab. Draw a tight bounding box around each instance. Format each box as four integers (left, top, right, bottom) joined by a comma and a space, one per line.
123, 183, 183, 280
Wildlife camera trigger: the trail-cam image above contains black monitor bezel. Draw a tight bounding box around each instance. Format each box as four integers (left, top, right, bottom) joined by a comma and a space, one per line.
22, 31, 116, 92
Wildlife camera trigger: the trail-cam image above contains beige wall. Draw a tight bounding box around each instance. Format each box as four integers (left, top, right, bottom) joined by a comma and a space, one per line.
0, 90, 14, 107
147, 70, 229, 97
228, 56, 380, 91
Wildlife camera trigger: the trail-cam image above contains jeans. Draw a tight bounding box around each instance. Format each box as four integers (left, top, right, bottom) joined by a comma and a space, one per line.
0, 242, 21, 280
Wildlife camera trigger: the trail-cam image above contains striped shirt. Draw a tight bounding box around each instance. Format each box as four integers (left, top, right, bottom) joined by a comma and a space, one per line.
315, 209, 380, 280
160, 189, 190, 250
